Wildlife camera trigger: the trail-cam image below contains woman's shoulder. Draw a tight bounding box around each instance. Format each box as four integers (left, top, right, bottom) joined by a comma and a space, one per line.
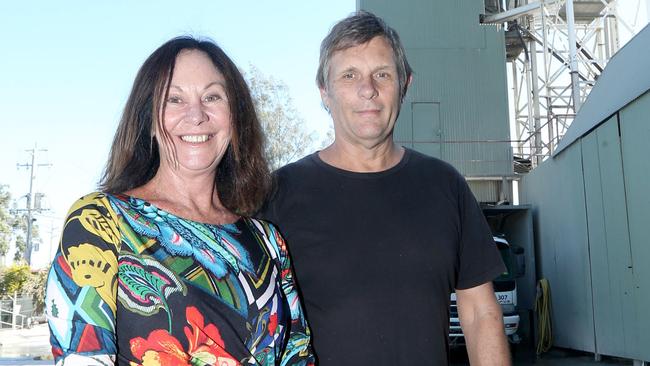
61, 192, 122, 250
66, 191, 115, 214
244, 217, 290, 259
244, 217, 277, 236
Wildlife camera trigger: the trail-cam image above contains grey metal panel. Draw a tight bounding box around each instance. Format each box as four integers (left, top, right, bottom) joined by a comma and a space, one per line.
592, 118, 638, 359
411, 102, 442, 158
412, 102, 440, 142
361, 0, 512, 178
582, 116, 636, 358
467, 180, 500, 203
520, 143, 596, 352
396, 102, 444, 158
580, 126, 619, 356
359, 0, 486, 49
404, 45, 511, 176
620, 90, 650, 361
394, 101, 413, 146
554, 24, 650, 156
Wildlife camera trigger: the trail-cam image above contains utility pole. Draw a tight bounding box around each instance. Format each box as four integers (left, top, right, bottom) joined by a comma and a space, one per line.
15, 144, 51, 266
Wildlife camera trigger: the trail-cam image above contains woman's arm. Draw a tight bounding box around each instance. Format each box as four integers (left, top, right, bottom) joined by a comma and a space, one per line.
46, 193, 120, 365
266, 224, 315, 366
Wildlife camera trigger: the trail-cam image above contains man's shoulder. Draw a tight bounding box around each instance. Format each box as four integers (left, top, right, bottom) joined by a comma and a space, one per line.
274, 152, 320, 180
266, 153, 321, 203
404, 148, 463, 180
260, 153, 322, 222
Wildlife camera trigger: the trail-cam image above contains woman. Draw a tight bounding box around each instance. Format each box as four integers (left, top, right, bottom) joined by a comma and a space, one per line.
45, 37, 314, 366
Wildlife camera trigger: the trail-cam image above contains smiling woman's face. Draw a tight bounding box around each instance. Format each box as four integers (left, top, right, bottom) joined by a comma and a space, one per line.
156, 49, 232, 177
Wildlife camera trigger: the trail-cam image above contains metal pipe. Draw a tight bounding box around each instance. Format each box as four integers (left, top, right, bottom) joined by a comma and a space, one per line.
529, 41, 543, 165
565, 0, 582, 111
511, 61, 524, 156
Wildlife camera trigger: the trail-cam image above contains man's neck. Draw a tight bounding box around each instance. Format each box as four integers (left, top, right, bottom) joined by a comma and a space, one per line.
319, 140, 404, 173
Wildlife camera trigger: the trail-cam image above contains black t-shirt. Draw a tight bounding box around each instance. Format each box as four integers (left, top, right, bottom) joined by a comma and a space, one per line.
260, 148, 505, 365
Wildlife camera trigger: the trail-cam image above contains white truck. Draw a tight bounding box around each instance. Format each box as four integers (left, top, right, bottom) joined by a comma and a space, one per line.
449, 235, 524, 345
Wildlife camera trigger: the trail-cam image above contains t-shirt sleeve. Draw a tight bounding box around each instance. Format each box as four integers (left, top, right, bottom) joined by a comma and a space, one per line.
45, 193, 120, 365
454, 178, 506, 290
257, 172, 283, 227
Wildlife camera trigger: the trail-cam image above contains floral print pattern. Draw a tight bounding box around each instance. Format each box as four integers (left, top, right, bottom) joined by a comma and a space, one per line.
46, 192, 314, 366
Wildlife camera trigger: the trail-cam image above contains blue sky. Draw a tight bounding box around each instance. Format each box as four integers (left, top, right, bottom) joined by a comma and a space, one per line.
0, 0, 355, 267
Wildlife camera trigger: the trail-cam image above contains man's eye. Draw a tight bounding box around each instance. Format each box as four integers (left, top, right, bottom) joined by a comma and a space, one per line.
376, 72, 390, 79
342, 73, 355, 80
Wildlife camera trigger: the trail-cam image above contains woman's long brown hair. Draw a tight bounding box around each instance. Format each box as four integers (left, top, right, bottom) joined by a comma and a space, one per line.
99, 36, 270, 216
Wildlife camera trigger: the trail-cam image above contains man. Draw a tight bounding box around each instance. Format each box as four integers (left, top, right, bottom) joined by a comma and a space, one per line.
261, 11, 510, 365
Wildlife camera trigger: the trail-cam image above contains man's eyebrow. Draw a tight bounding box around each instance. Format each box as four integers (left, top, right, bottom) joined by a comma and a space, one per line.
373, 65, 393, 72
337, 65, 393, 74
337, 66, 358, 74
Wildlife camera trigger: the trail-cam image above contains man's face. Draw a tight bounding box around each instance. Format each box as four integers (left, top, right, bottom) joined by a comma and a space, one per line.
320, 36, 402, 149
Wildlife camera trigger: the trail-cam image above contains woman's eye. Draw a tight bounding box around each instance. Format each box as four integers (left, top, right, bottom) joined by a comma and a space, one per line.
204, 94, 222, 102
167, 96, 182, 104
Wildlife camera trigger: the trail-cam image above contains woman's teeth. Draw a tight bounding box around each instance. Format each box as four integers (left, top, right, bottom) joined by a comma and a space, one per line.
181, 135, 210, 143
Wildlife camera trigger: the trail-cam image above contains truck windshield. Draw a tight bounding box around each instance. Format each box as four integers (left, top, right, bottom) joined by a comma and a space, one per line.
497, 242, 516, 281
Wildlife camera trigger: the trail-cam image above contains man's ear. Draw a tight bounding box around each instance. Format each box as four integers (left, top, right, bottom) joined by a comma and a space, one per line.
401, 75, 414, 103
320, 86, 330, 113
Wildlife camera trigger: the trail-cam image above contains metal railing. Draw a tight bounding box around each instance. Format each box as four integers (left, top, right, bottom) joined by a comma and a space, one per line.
0, 295, 36, 329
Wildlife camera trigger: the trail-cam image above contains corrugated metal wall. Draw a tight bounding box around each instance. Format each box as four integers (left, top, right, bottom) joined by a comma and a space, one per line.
359, 0, 513, 202
519, 143, 596, 352
617, 91, 650, 359
521, 90, 650, 361
581, 115, 637, 357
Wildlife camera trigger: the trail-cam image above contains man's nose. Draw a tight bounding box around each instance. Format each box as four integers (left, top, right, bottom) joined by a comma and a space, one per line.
358, 77, 379, 99
185, 102, 207, 125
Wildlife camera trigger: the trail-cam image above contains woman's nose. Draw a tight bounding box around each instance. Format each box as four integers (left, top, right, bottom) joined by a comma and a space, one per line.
185, 102, 207, 125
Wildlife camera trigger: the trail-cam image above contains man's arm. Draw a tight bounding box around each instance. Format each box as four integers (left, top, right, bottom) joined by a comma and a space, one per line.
456, 281, 511, 366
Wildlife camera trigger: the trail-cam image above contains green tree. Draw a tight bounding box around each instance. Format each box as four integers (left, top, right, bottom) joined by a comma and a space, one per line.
245, 66, 316, 171
0, 185, 12, 257
0, 264, 48, 314
0, 264, 31, 294
24, 266, 49, 313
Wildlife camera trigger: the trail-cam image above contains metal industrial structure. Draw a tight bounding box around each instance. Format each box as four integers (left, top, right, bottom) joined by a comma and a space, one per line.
482, 0, 633, 167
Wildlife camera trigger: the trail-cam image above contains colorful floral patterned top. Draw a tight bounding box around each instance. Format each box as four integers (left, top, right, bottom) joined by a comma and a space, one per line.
45, 192, 314, 366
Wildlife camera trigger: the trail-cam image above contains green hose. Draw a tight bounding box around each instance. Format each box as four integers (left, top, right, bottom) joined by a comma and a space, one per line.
535, 278, 553, 354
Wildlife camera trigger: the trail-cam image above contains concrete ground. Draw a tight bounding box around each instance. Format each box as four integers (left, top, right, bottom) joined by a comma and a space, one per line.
0, 324, 52, 365
450, 345, 637, 365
